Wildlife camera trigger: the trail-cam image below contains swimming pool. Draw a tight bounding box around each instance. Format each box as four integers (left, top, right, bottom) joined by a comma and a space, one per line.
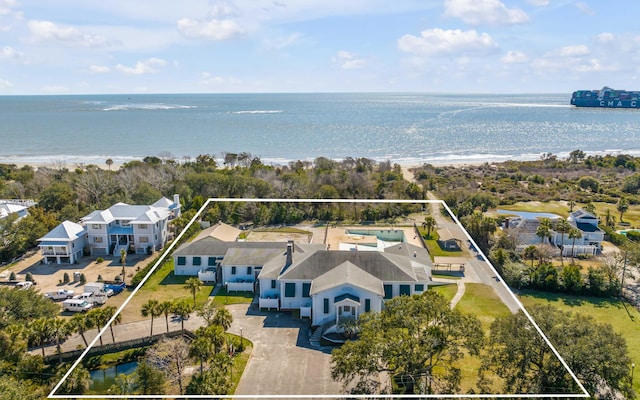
497, 210, 561, 220
346, 229, 407, 242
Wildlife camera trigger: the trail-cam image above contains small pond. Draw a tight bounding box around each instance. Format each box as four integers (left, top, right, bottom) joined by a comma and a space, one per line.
89, 361, 138, 393
497, 209, 561, 220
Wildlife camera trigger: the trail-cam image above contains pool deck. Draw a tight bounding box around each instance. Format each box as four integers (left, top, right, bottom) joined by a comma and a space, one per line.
324, 225, 423, 251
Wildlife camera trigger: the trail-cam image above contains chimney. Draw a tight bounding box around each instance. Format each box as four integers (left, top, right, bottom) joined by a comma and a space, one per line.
173, 194, 180, 206
504, 217, 509, 230
285, 242, 293, 267
288, 239, 295, 253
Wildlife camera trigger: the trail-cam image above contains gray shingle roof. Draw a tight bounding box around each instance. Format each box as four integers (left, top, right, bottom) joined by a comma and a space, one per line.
309, 261, 384, 296
279, 250, 418, 282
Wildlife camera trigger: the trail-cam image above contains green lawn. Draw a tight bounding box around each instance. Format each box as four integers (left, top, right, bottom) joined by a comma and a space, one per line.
519, 290, 640, 392
429, 283, 458, 302
451, 283, 512, 393
211, 287, 255, 307
118, 259, 214, 323
455, 283, 511, 330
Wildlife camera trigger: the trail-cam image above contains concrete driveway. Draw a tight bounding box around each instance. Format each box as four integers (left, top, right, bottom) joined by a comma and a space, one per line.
227, 303, 343, 397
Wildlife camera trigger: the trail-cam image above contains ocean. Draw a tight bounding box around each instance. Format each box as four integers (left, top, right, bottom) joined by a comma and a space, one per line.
1, 92, 639, 167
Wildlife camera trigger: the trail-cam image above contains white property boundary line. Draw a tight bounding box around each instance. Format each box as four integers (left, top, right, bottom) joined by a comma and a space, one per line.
50, 198, 589, 399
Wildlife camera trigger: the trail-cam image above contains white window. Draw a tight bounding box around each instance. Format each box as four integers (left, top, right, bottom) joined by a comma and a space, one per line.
139, 224, 148, 229
140, 237, 148, 243
92, 224, 100, 229
94, 237, 103, 243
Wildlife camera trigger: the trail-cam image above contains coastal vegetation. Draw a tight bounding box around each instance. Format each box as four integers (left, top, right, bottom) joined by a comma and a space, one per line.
1, 150, 640, 396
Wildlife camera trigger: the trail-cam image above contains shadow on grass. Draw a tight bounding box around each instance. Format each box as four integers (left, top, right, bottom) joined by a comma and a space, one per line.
518, 289, 627, 312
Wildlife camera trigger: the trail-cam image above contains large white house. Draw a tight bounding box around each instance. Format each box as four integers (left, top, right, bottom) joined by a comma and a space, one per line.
82, 195, 181, 256
173, 224, 432, 326
37, 221, 87, 264
507, 208, 604, 255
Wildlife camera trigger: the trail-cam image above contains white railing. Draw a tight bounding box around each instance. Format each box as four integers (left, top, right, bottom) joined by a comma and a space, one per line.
300, 305, 312, 319
198, 270, 216, 282
227, 281, 254, 292
259, 297, 279, 310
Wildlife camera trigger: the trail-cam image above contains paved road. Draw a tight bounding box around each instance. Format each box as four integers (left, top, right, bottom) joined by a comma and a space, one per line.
426, 192, 521, 313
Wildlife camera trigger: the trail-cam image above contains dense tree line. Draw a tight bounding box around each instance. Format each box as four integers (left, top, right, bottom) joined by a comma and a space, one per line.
0, 155, 423, 263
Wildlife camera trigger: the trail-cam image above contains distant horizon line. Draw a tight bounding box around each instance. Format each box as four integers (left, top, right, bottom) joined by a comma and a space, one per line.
0, 90, 572, 97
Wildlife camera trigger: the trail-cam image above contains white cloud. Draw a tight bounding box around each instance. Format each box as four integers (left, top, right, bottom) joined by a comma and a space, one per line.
0, 77, 12, 88
177, 16, 246, 40
178, 3, 246, 40
0, 0, 18, 16
444, 0, 529, 26
89, 65, 110, 73
200, 72, 243, 85
501, 50, 529, 64
559, 44, 590, 57
596, 32, 614, 43
398, 28, 499, 57
332, 51, 367, 69
575, 2, 596, 16
527, 0, 549, 5
0, 45, 23, 61
115, 58, 166, 75
28, 20, 109, 47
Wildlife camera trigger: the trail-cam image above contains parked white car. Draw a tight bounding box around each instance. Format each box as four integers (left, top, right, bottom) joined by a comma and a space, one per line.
45, 289, 74, 300
72, 292, 107, 305
62, 299, 93, 313
14, 281, 33, 290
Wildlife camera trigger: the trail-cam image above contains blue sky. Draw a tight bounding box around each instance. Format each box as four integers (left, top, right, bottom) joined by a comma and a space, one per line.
0, 0, 637, 94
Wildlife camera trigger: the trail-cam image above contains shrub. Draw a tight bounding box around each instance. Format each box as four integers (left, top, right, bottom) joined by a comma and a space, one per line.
96, 257, 104, 263
79, 273, 86, 285
9, 271, 16, 281
97, 274, 103, 282
25, 272, 33, 282
63, 272, 70, 284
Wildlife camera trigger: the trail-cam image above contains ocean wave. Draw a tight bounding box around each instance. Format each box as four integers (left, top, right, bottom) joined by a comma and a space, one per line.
231, 110, 284, 114
102, 104, 197, 111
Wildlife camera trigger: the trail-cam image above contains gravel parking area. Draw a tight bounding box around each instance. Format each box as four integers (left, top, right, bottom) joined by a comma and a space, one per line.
1, 251, 152, 303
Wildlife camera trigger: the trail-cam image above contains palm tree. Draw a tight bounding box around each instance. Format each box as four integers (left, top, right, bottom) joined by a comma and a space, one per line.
105, 158, 113, 171
554, 219, 571, 266
421, 216, 437, 239
69, 313, 94, 348
568, 227, 582, 263
184, 277, 202, 306
212, 307, 233, 331
189, 335, 215, 374
523, 245, 538, 268
159, 300, 173, 333
536, 218, 552, 244
29, 317, 53, 358
87, 308, 105, 346
141, 299, 161, 337
618, 197, 629, 223
102, 306, 121, 343
172, 299, 194, 333
50, 318, 71, 363
120, 249, 127, 285
197, 324, 226, 354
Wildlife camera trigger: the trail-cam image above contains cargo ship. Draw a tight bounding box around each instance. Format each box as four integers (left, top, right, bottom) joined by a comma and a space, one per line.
571, 87, 640, 108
